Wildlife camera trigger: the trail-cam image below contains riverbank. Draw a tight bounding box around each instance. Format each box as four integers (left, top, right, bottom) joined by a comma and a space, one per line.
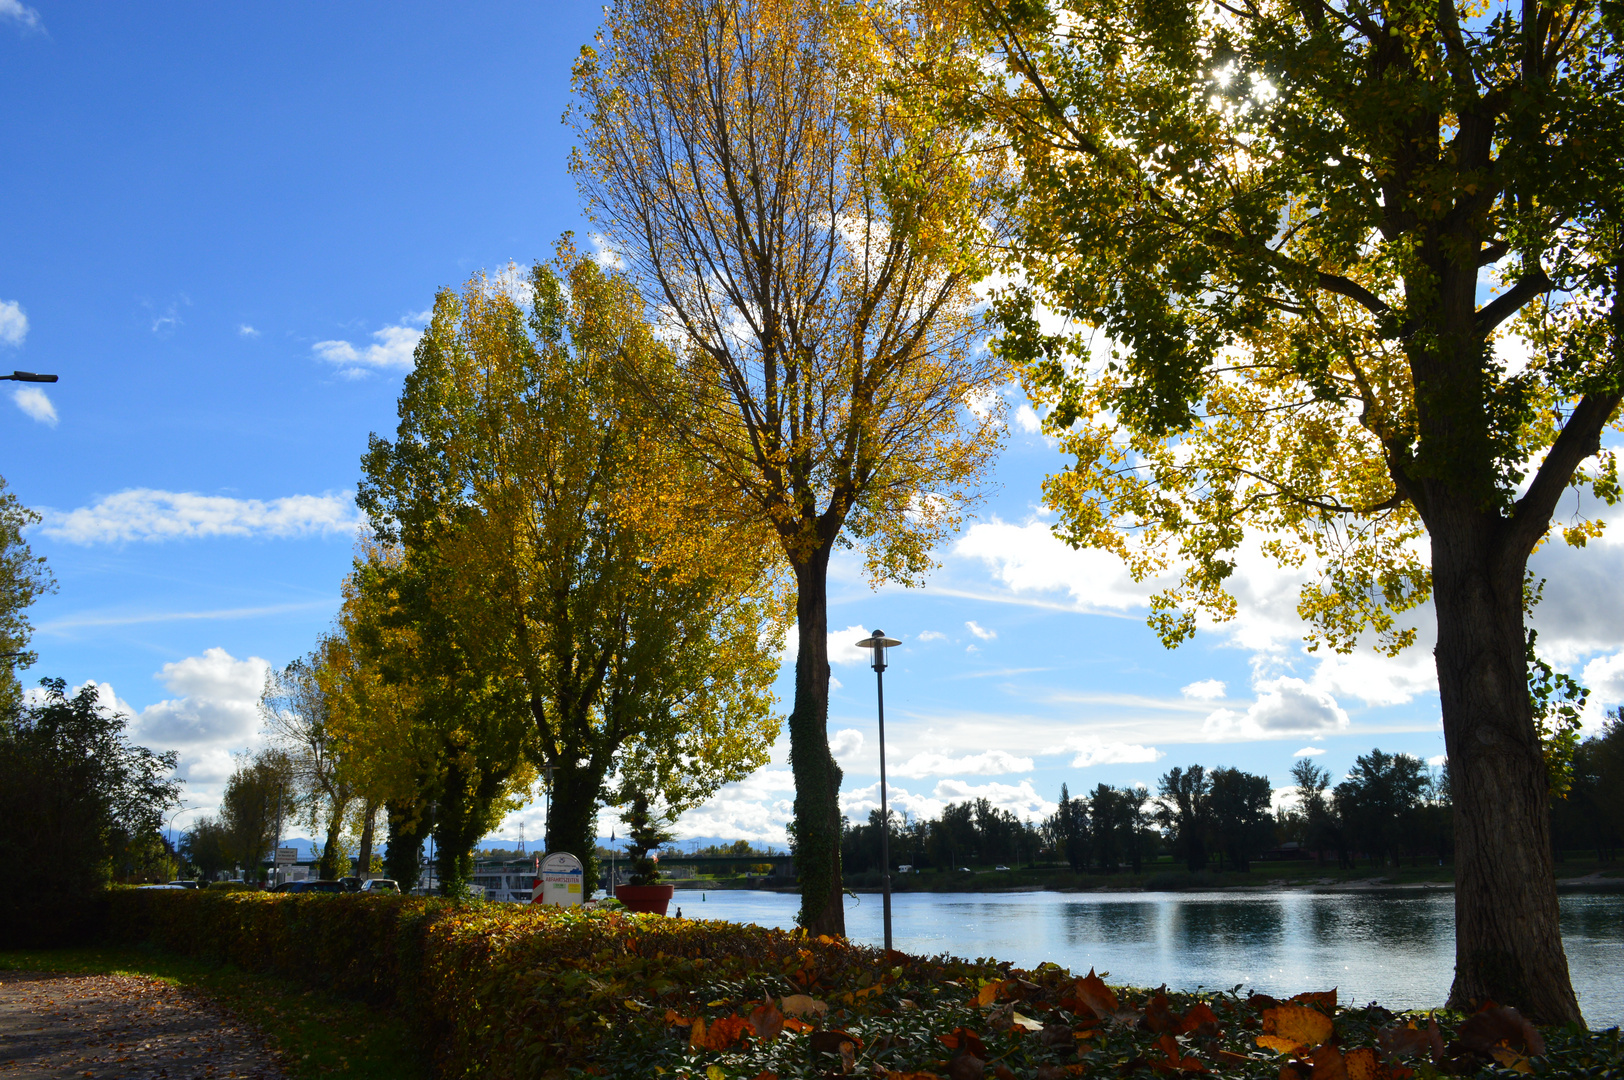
675, 858, 1624, 895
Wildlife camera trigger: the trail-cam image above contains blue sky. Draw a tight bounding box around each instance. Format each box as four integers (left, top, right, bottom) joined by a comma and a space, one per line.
5, 2, 1622, 850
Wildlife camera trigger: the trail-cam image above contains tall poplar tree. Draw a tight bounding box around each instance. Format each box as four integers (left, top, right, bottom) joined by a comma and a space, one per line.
359, 252, 785, 893
948, 0, 1624, 1021
571, 0, 1005, 934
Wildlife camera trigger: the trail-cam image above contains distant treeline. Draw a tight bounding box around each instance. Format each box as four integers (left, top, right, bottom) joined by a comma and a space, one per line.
843, 717, 1624, 875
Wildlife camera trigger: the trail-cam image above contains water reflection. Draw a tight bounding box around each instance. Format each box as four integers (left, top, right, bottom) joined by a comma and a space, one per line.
683, 888, 1624, 1027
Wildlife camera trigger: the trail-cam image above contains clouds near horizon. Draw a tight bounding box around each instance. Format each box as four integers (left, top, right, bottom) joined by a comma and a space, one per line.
37, 489, 364, 544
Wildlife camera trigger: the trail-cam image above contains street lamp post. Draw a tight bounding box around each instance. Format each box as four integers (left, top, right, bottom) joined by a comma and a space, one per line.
1, 371, 58, 383
855, 629, 901, 952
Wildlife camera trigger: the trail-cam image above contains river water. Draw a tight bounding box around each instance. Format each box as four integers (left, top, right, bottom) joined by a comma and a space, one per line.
671, 888, 1624, 1027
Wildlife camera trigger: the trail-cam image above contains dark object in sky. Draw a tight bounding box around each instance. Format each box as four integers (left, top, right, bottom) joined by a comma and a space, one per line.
2, 371, 57, 383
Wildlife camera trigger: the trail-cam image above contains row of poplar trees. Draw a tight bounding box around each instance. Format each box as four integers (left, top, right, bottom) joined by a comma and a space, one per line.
278, 0, 1620, 1026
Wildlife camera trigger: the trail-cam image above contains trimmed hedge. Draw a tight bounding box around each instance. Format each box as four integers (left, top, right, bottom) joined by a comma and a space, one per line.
85, 889, 989, 1078
26, 890, 1621, 1079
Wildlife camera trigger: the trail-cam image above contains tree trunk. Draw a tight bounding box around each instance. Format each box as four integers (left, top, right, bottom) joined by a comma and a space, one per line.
544, 761, 603, 899
789, 551, 845, 936
319, 809, 344, 880
356, 799, 378, 880
1431, 513, 1581, 1024
383, 798, 427, 890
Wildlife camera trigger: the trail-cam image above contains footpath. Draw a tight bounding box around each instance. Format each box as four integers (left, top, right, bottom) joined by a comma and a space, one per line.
0, 969, 285, 1080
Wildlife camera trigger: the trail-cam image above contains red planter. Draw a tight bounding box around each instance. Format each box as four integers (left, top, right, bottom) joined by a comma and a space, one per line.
614, 884, 675, 915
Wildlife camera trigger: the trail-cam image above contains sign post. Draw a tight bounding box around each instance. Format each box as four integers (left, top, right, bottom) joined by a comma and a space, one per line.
273, 847, 296, 886
533, 852, 585, 907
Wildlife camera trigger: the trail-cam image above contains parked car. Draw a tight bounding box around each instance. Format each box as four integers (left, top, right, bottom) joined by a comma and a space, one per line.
138, 883, 186, 889
994, 865, 1012, 872
166, 880, 201, 889
271, 879, 346, 894
360, 878, 399, 894
338, 876, 363, 893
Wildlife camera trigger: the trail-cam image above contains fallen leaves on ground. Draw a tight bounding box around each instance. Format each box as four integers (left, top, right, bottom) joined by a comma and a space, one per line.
577, 936, 1624, 1080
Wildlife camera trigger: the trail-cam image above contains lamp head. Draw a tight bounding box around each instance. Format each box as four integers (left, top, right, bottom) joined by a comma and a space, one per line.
855, 629, 901, 672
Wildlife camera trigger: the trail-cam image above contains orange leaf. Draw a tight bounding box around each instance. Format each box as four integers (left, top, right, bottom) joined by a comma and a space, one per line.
706, 1013, 751, 1051
749, 1000, 785, 1041
1342, 1047, 1378, 1080
938, 1027, 988, 1059
752, 1073, 779, 1080
1261, 1004, 1334, 1050
689, 1018, 707, 1050
1257, 1035, 1303, 1055
976, 980, 1009, 1007
783, 1016, 814, 1034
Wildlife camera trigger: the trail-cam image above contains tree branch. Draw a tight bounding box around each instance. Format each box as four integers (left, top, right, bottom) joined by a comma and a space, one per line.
1505, 391, 1623, 560
1476, 270, 1552, 335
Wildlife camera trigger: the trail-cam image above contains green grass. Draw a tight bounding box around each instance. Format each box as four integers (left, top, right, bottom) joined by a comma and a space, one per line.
0, 946, 428, 1080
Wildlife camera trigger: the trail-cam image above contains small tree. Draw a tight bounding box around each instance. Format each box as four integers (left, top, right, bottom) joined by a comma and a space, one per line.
620, 792, 675, 887
0, 476, 56, 717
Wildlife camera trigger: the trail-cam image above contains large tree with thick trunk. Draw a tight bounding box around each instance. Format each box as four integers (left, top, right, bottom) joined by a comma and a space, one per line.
946, 0, 1624, 1023
571, 0, 1006, 935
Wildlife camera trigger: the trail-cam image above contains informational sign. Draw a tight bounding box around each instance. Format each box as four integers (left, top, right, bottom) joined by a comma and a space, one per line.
274, 847, 297, 865
533, 851, 584, 907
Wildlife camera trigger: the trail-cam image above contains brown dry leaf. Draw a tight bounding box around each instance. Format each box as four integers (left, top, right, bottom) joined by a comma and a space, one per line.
1034, 1067, 1069, 1080
946, 1051, 986, 1080
976, 981, 1009, 1007
1456, 1006, 1546, 1057
1075, 969, 1119, 1017
839, 1040, 856, 1074
809, 1029, 862, 1055
749, 1000, 785, 1042
993, 1065, 1017, 1080
689, 1018, 707, 1050
1141, 992, 1179, 1033
1307, 1043, 1347, 1080
884, 1073, 943, 1080
779, 993, 829, 1017
1290, 990, 1338, 1010
938, 1028, 988, 1059
1151, 1033, 1207, 1073
750, 1072, 779, 1080
1375, 1023, 1432, 1062
1257, 1035, 1302, 1055
1262, 1004, 1334, 1049
1179, 1002, 1223, 1038
1342, 1047, 1378, 1080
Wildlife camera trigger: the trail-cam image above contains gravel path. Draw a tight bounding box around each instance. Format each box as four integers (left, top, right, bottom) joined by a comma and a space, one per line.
0, 969, 286, 1079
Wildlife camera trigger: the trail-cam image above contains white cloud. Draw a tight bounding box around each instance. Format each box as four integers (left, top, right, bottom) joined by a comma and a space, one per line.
0, 299, 27, 345
313, 316, 426, 375
916, 630, 946, 642
1202, 677, 1350, 739
929, 778, 1058, 821
12, 386, 56, 426
1068, 742, 1163, 768
965, 620, 996, 641
238, 324, 260, 338
1014, 404, 1043, 434
1181, 679, 1226, 701
891, 749, 1034, 778
1291, 745, 1326, 757
828, 728, 865, 761
0, 0, 40, 30
1579, 650, 1624, 731
954, 516, 1156, 612
37, 489, 365, 544
829, 624, 874, 665
1427, 754, 1448, 767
